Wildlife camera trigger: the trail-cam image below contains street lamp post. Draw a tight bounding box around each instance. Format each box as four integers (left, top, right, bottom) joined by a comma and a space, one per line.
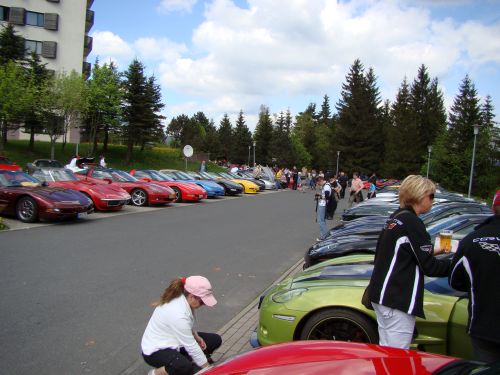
253, 141, 256, 167
336, 151, 340, 177
248, 145, 251, 167
426, 145, 432, 178
468, 124, 480, 198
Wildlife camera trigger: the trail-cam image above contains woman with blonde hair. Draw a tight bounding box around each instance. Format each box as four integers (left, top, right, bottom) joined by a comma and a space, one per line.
141, 276, 221, 375
366, 175, 451, 349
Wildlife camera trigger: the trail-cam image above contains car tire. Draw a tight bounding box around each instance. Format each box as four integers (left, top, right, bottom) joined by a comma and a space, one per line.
172, 187, 182, 203
131, 189, 148, 206
299, 308, 378, 344
16, 196, 39, 223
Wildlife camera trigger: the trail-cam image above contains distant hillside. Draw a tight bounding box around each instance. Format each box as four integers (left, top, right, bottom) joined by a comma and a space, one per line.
2, 140, 224, 172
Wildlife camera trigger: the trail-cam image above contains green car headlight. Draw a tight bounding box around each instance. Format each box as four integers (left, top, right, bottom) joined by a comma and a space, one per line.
272, 288, 308, 303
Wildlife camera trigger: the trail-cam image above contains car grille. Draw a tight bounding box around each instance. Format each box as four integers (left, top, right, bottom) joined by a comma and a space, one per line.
104, 199, 127, 207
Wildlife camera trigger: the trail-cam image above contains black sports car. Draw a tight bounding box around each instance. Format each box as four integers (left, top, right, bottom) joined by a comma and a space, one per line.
190, 171, 244, 196
304, 213, 491, 268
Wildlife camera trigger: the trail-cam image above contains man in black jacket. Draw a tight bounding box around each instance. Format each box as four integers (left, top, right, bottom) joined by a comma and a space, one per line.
367, 175, 450, 349
449, 190, 500, 362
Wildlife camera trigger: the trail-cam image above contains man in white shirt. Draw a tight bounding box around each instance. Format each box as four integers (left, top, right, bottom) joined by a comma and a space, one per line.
315, 175, 331, 241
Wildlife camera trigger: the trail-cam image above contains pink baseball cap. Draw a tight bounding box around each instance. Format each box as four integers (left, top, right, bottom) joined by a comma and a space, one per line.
184, 276, 217, 307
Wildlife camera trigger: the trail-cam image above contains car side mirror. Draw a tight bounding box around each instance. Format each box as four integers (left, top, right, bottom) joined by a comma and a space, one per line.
41, 181, 49, 187
103, 178, 112, 184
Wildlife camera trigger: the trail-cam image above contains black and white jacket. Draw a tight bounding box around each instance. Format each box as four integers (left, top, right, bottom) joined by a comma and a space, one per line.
368, 207, 451, 318
449, 215, 500, 343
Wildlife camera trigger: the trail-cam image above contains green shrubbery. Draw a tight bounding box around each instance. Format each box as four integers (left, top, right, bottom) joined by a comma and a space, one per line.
2, 140, 224, 172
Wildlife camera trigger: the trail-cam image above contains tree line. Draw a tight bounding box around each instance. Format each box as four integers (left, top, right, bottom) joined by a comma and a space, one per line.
167, 59, 498, 199
1, 23, 498, 198
0, 23, 164, 163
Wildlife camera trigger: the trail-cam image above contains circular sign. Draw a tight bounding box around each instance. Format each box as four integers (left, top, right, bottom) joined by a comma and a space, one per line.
183, 145, 193, 158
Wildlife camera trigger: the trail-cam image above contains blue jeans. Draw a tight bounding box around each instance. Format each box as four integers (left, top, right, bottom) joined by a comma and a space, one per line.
317, 205, 327, 239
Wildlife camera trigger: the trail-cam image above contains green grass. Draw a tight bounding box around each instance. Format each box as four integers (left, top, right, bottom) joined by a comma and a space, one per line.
2, 140, 225, 172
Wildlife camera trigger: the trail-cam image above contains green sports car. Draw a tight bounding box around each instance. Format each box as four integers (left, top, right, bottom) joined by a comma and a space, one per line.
256, 254, 472, 359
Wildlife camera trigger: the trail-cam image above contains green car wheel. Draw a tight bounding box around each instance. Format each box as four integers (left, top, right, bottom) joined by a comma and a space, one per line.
299, 308, 379, 344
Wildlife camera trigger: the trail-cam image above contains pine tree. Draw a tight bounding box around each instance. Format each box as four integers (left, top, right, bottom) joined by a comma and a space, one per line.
335, 59, 382, 174
387, 78, 417, 177
217, 114, 233, 162
433, 75, 483, 193
271, 111, 292, 167
253, 105, 274, 165
139, 75, 165, 151
410, 65, 447, 166
232, 110, 252, 164
122, 59, 148, 164
0, 23, 25, 66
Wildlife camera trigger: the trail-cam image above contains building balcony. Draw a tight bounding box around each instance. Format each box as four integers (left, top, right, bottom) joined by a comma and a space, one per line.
85, 9, 94, 32
84, 35, 93, 57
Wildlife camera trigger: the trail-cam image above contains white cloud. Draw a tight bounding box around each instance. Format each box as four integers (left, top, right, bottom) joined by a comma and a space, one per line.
157, 0, 197, 13
90, 30, 134, 66
134, 37, 187, 63
92, 0, 500, 129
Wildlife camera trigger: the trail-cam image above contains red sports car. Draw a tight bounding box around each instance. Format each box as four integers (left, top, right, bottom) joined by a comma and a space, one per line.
200, 341, 485, 375
130, 169, 207, 203
31, 168, 131, 211
75, 167, 176, 206
0, 156, 22, 171
0, 170, 93, 223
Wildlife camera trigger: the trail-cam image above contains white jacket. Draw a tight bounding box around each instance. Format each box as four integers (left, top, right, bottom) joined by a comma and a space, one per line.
141, 295, 207, 366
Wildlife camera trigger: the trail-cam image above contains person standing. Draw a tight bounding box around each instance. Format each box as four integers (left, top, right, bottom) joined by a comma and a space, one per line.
326, 174, 342, 219
449, 190, 500, 362
348, 173, 364, 207
366, 175, 450, 349
368, 171, 377, 186
338, 171, 348, 199
141, 276, 222, 375
199, 160, 206, 172
315, 175, 330, 241
367, 181, 376, 199
310, 169, 317, 190
99, 155, 107, 168
292, 166, 299, 190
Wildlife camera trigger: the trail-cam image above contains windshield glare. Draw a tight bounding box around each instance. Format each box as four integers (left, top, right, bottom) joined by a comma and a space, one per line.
40, 169, 77, 182
0, 171, 41, 187
175, 171, 191, 179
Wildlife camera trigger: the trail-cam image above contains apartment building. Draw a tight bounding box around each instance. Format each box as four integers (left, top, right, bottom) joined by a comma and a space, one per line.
1, 0, 94, 143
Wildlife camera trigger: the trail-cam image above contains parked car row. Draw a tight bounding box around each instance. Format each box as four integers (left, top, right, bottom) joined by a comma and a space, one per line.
249, 183, 493, 368
0, 159, 277, 224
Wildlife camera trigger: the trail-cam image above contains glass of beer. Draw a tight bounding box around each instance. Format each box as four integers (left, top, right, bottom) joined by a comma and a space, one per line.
439, 230, 453, 253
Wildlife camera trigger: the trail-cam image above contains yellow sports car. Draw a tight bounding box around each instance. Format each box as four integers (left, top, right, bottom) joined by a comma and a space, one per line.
216, 172, 259, 194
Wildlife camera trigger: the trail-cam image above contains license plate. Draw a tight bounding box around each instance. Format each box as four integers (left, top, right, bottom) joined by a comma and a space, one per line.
199, 194, 203, 198
78, 212, 88, 219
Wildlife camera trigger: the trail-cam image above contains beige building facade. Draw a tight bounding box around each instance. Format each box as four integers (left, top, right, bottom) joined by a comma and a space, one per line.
1, 0, 94, 143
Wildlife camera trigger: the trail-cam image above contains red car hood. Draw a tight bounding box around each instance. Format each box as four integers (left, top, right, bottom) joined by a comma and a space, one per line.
202, 341, 456, 375
46, 181, 130, 199
152, 181, 205, 194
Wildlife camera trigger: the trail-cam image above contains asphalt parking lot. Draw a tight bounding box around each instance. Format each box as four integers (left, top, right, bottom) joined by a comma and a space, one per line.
0, 193, 243, 232
1, 187, 341, 374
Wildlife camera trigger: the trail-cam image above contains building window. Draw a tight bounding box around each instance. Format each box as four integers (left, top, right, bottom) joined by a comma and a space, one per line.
26, 11, 44, 27
0, 6, 10, 21
25, 39, 42, 55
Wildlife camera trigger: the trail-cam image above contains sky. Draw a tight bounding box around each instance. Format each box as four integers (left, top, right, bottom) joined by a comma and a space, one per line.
89, 0, 500, 131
